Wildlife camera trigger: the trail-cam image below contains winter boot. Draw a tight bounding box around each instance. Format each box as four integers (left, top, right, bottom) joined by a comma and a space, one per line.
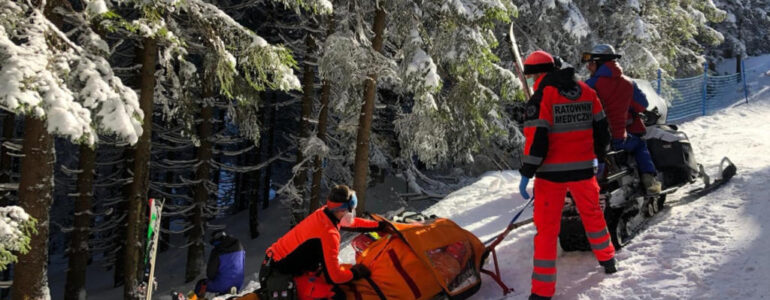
599, 258, 617, 274
642, 173, 662, 194
529, 293, 552, 300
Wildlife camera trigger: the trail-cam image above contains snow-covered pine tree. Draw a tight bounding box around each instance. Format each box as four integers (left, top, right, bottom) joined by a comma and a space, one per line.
317, 1, 520, 209
512, 0, 725, 78
709, 0, 770, 64
0, 0, 143, 298
387, 0, 520, 171
108, 0, 333, 285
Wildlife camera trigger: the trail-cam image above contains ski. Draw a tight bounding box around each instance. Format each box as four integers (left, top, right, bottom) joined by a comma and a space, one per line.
507, 22, 532, 98
138, 198, 164, 300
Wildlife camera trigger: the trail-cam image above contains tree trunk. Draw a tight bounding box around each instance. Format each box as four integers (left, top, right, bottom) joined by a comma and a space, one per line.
292, 35, 316, 223
64, 145, 95, 300
159, 149, 176, 253
123, 37, 156, 300
114, 147, 134, 288
310, 80, 331, 212
0, 115, 13, 296
310, 16, 335, 213
249, 119, 263, 238
185, 75, 215, 283
11, 117, 54, 300
262, 93, 277, 210
11, 2, 61, 298
352, 8, 386, 214
0, 113, 15, 207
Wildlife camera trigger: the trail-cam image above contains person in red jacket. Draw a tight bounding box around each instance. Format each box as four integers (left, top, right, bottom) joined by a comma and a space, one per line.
518, 50, 617, 300
583, 44, 661, 194
259, 185, 388, 300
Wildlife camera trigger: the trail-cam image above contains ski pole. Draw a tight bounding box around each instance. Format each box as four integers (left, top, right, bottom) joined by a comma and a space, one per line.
485, 196, 534, 247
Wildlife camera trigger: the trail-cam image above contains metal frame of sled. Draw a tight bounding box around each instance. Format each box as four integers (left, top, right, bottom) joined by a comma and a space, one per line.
480, 197, 535, 296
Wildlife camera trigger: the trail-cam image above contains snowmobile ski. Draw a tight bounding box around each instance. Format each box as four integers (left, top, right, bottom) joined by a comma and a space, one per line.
609, 156, 737, 248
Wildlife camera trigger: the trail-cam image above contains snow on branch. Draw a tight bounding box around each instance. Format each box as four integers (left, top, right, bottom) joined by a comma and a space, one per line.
206, 152, 286, 173
210, 144, 255, 156
0, 1, 143, 145
0, 206, 36, 271
148, 186, 194, 201
0, 183, 19, 192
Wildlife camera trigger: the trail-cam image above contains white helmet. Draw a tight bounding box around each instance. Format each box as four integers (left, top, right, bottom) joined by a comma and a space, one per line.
581, 44, 622, 62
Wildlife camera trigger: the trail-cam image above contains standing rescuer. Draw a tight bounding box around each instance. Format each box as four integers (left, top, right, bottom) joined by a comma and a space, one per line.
259, 184, 389, 300
517, 50, 617, 300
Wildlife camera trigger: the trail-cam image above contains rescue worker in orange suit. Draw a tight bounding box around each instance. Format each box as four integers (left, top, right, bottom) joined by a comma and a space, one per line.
517, 50, 617, 300
259, 184, 389, 300
583, 44, 662, 194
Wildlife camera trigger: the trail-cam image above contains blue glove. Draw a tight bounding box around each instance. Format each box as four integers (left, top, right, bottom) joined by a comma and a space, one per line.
518, 176, 531, 200
596, 162, 605, 177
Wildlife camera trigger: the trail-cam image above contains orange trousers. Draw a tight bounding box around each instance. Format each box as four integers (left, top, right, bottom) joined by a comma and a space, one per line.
530, 177, 615, 297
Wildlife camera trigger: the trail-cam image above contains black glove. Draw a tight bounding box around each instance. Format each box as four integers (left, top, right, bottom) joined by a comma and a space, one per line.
350, 264, 371, 280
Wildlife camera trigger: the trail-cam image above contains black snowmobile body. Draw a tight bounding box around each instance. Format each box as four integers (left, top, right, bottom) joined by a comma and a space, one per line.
558, 111, 736, 251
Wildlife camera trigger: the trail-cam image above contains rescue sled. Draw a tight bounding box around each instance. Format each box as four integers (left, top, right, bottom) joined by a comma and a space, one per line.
226, 213, 488, 300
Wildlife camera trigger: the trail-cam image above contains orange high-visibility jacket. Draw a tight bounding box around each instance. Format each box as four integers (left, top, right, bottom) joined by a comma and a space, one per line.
266, 207, 379, 284
520, 68, 611, 182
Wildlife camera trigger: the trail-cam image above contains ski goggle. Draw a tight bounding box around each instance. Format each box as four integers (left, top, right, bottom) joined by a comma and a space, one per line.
580, 52, 594, 63
581, 52, 622, 63
329, 192, 358, 212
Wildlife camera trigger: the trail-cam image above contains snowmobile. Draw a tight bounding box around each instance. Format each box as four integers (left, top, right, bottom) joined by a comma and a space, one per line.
558, 108, 737, 251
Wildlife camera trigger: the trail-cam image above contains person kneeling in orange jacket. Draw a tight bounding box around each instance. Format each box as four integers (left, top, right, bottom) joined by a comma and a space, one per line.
259, 184, 389, 300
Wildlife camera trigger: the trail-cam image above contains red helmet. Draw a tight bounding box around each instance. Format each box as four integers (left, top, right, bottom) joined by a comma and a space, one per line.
523, 50, 555, 75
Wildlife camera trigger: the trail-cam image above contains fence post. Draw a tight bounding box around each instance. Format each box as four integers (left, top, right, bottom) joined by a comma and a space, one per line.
742, 59, 749, 104
656, 69, 662, 95
702, 62, 708, 116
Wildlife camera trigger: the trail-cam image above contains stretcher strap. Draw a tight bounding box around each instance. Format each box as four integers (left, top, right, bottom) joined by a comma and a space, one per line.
364, 277, 387, 300
387, 249, 421, 299
351, 282, 363, 300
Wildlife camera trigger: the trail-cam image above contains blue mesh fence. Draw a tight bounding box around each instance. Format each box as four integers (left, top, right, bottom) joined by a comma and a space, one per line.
651, 63, 749, 123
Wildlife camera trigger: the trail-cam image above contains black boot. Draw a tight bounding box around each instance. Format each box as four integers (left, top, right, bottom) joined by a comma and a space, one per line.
599, 258, 617, 274
529, 293, 552, 300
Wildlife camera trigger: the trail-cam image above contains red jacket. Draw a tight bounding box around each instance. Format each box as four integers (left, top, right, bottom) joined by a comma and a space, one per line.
585, 61, 634, 139
520, 68, 611, 182
266, 207, 379, 284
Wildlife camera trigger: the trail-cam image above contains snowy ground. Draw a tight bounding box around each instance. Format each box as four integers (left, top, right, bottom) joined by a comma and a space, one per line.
43, 54, 770, 299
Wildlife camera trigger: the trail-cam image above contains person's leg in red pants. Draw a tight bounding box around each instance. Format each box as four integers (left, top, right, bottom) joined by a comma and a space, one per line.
567, 177, 615, 262
531, 178, 567, 298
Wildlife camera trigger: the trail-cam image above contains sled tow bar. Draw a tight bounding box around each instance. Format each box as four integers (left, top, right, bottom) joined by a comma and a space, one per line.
481, 197, 535, 296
